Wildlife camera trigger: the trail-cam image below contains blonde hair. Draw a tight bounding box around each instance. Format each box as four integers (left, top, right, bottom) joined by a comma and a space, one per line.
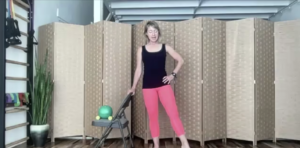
144, 21, 161, 40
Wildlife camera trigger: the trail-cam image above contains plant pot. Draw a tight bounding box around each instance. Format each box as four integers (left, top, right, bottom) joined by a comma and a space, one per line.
30, 124, 49, 147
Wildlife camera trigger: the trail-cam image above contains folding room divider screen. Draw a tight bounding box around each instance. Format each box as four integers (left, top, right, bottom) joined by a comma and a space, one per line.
226, 18, 275, 145
175, 18, 227, 144
275, 20, 300, 141
133, 18, 276, 146
36, 17, 300, 146
37, 21, 132, 140
85, 21, 132, 139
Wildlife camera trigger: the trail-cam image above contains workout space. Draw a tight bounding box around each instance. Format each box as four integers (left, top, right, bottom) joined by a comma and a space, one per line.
2, 0, 300, 148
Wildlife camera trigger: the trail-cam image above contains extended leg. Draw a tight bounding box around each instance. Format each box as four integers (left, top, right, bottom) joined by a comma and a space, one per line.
142, 88, 159, 148
158, 85, 190, 148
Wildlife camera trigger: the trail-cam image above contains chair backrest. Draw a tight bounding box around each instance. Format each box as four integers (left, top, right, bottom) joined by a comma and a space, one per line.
120, 92, 132, 109
113, 93, 133, 118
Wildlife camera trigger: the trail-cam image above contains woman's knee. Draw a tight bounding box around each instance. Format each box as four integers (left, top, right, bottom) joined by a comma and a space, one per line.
145, 105, 158, 119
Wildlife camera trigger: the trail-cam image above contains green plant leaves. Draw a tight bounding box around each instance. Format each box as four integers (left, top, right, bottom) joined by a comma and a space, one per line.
29, 49, 54, 125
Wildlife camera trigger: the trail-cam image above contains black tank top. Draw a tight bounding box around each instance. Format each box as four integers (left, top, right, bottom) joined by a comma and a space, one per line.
142, 44, 168, 89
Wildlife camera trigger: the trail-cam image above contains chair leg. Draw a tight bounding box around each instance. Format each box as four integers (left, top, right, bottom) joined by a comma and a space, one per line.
118, 122, 127, 148
94, 127, 113, 148
94, 134, 105, 148
94, 138, 102, 148
126, 126, 134, 148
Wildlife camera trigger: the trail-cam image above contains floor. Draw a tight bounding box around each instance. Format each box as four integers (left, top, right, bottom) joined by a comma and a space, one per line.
37, 137, 300, 148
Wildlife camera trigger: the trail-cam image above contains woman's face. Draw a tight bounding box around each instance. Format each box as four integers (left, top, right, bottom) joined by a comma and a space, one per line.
146, 26, 159, 42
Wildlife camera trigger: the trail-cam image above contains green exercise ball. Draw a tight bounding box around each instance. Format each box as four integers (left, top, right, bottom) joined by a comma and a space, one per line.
98, 105, 113, 119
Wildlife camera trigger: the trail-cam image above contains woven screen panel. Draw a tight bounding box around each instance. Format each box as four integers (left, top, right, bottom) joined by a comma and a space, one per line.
37, 23, 55, 138
103, 21, 132, 139
174, 18, 203, 143
132, 21, 147, 140
275, 20, 300, 140
52, 23, 85, 138
84, 22, 104, 138
254, 19, 275, 141
226, 19, 255, 141
151, 21, 175, 139
202, 18, 226, 141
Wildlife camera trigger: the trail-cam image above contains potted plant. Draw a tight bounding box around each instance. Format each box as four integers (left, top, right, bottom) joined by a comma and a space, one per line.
25, 49, 54, 147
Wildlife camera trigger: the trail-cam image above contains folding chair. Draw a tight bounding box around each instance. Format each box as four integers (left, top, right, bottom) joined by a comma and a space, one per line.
92, 93, 134, 148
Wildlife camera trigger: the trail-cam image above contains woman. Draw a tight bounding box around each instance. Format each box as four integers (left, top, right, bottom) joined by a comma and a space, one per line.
128, 21, 190, 148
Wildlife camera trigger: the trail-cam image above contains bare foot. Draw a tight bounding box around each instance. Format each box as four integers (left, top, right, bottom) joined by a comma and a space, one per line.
178, 134, 190, 148
181, 145, 190, 148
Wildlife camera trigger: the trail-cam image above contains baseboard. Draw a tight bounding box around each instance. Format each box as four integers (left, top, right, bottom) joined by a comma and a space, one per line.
9, 141, 27, 148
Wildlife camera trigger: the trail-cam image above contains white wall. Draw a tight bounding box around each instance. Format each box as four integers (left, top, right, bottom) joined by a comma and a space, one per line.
270, 2, 300, 21
94, 0, 103, 22
34, 0, 93, 38
93, 0, 113, 22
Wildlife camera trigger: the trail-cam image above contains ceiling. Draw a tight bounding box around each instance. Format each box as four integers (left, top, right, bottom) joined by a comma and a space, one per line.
104, 0, 296, 24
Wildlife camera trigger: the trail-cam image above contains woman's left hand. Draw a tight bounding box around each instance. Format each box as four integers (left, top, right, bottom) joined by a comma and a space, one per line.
163, 75, 175, 84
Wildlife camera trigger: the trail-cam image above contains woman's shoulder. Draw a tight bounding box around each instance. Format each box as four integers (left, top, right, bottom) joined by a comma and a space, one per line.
139, 45, 146, 50
137, 46, 144, 53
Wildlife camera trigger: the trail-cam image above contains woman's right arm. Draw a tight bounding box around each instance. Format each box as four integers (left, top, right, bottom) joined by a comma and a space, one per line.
131, 46, 143, 90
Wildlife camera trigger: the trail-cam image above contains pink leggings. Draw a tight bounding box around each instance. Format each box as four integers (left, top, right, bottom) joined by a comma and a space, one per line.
142, 85, 185, 138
